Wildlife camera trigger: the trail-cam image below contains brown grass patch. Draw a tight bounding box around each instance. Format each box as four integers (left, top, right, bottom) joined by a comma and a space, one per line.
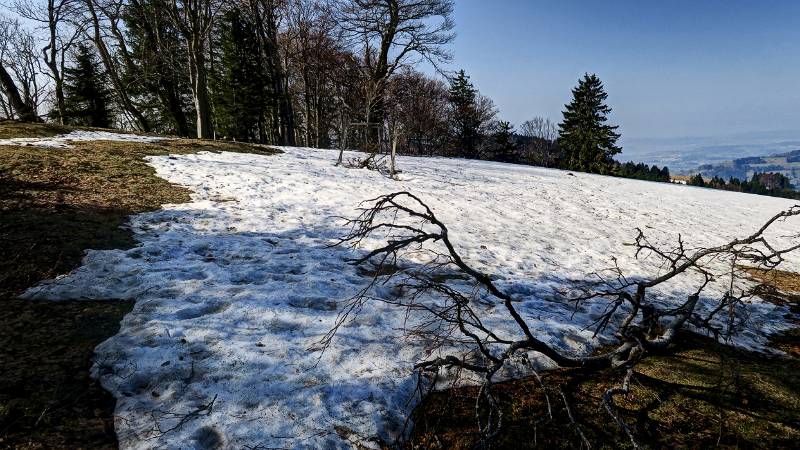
0, 135, 279, 298
409, 333, 800, 449
0, 299, 132, 449
743, 267, 800, 295
0, 120, 71, 140
410, 271, 800, 448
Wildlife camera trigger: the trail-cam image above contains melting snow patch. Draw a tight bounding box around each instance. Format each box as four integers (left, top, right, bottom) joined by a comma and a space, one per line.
24, 146, 800, 449
0, 130, 167, 148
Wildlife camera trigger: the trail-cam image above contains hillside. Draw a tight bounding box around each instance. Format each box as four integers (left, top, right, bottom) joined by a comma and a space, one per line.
696, 149, 800, 188
4, 130, 799, 448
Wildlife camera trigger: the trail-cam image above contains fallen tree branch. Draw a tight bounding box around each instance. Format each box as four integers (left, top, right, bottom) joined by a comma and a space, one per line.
323, 192, 800, 444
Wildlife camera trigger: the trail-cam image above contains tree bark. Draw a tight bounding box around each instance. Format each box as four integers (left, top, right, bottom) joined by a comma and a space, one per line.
43, 1, 65, 124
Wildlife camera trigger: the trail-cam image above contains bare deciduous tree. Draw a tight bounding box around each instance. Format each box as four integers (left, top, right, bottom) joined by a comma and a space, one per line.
324, 192, 800, 446
77, 0, 152, 130
337, 0, 454, 148
14, 0, 84, 124
520, 116, 557, 142
520, 116, 559, 167
0, 19, 41, 121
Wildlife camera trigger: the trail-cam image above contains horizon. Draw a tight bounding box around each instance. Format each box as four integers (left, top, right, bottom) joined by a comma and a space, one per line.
434, 0, 800, 155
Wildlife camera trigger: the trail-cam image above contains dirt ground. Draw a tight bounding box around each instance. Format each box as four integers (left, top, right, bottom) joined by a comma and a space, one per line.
408, 329, 800, 449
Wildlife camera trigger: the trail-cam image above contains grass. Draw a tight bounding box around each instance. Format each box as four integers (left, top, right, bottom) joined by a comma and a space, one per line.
0, 132, 279, 298
0, 120, 71, 139
0, 121, 279, 448
409, 282, 800, 449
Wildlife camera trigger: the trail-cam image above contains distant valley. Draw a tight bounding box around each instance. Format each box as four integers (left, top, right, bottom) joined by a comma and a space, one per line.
695, 150, 800, 188
621, 133, 800, 188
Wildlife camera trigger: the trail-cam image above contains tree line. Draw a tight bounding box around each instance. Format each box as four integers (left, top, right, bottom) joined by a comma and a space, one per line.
689, 172, 799, 200
0, 0, 673, 182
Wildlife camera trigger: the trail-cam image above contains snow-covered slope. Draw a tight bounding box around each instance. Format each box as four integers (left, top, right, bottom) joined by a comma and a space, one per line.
0, 130, 166, 148
24, 147, 799, 449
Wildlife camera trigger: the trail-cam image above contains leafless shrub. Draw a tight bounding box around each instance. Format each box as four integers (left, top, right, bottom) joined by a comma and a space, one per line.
322, 191, 800, 446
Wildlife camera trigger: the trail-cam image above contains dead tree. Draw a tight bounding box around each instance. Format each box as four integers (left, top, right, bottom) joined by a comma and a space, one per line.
324, 192, 800, 446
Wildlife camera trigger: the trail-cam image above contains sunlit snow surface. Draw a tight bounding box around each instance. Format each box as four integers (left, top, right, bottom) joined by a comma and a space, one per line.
0, 130, 166, 148
24, 146, 799, 449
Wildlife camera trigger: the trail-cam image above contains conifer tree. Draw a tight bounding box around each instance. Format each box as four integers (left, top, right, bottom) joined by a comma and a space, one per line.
557, 73, 621, 174
212, 8, 271, 142
63, 44, 113, 128
448, 70, 495, 158
492, 120, 518, 163
689, 174, 706, 187
448, 70, 479, 157
123, 0, 192, 136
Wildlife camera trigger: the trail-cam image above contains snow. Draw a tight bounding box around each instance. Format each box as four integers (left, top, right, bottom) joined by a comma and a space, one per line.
0, 130, 166, 148
22, 146, 800, 449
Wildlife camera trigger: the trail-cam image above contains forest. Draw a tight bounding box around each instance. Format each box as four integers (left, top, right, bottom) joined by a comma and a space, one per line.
689, 171, 800, 199
0, 0, 677, 182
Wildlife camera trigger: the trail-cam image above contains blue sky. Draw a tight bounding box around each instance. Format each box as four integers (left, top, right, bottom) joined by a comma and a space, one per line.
437, 0, 800, 148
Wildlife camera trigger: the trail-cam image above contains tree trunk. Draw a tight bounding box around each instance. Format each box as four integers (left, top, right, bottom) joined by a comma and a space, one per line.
0, 63, 38, 121
84, 0, 150, 131
390, 132, 398, 177
158, 79, 190, 137
43, 10, 66, 124
188, 38, 212, 139
260, 1, 295, 146
131, 0, 190, 137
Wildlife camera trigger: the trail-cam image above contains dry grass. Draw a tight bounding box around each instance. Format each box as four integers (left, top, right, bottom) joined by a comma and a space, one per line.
409, 333, 800, 449
0, 299, 132, 449
0, 120, 71, 139
0, 122, 279, 448
743, 267, 800, 294
410, 273, 800, 448
0, 132, 279, 298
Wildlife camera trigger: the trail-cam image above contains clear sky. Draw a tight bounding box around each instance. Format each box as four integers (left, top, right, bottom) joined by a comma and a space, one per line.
440, 0, 800, 146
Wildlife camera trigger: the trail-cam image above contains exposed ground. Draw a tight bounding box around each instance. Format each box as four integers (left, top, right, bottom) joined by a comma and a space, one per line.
409, 270, 800, 449
0, 121, 278, 448
409, 328, 800, 449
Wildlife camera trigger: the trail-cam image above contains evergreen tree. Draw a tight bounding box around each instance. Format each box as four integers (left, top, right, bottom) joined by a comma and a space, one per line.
212, 8, 271, 142
689, 174, 706, 187
123, 0, 193, 136
448, 70, 495, 158
492, 121, 518, 163
557, 73, 621, 174
63, 44, 113, 128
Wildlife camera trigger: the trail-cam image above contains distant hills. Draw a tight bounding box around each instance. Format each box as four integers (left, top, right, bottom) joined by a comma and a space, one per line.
620, 132, 800, 189
696, 149, 800, 189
